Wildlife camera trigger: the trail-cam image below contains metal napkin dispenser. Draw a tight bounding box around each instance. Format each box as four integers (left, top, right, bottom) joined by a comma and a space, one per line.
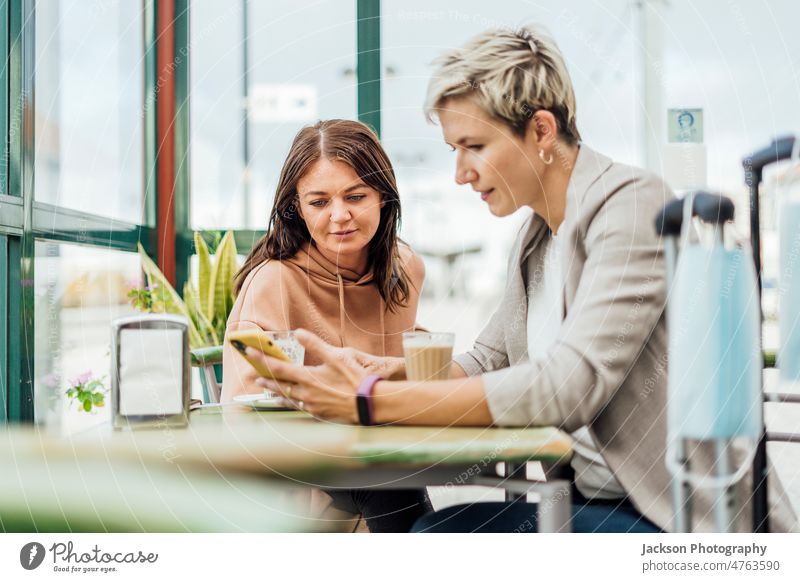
111, 314, 190, 429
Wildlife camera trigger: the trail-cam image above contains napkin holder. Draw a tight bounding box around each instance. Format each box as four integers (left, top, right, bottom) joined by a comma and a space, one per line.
111, 314, 190, 429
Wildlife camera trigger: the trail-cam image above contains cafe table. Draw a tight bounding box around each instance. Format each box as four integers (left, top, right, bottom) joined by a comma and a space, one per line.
12, 407, 575, 532
226, 407, 574, 532
0, 425, 321, 532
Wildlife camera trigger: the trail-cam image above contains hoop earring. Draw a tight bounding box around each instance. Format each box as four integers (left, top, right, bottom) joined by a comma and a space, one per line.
539, 149, 553, 165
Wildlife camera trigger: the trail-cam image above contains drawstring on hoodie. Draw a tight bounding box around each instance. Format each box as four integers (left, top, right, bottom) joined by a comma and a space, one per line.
336, 272, 387, 356
336, 273, 346, 346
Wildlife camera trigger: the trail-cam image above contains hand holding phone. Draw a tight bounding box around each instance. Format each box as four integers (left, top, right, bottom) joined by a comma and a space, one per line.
227, 329, 295, 381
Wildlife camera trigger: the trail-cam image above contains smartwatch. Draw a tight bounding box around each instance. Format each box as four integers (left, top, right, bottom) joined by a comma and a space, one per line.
356, 374, 383, 426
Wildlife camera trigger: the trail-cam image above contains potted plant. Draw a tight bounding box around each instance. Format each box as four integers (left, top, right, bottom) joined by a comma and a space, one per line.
65, 371, 108, 413
129, 231, 240, 401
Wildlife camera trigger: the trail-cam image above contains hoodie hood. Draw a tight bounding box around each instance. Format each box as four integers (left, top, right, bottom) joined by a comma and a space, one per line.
285, 242, 387, 355
286, 241, 375, 286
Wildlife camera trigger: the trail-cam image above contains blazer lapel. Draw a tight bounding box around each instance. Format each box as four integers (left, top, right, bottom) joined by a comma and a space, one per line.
507, 213, 548, 363
560, 144, 613, 316
519, 213, 549, 264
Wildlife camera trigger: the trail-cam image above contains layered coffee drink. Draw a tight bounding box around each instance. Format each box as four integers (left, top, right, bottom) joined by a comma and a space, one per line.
402, 332, 455, 381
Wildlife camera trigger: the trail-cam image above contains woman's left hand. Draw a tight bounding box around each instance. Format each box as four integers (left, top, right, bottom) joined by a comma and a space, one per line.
250, 329, 370, 423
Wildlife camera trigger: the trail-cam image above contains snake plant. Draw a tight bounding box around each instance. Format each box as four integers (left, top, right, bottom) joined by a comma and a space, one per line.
135, 231, 239, 348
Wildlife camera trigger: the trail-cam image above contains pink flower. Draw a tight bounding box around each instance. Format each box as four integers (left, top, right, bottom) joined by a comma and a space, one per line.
72, 371, 92, 386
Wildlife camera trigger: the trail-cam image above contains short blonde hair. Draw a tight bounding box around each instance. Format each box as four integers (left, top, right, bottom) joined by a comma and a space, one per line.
425, 25, 580, 144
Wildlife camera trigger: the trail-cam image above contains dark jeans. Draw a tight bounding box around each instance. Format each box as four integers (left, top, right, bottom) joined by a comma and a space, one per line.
326, 488, 433, 533
411, 486, 663, 533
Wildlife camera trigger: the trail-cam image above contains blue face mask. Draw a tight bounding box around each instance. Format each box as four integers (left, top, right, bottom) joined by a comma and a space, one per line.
667, 245, 762, 440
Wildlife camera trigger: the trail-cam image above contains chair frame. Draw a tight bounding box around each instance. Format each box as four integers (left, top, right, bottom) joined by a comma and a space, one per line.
191, 346, 223, 404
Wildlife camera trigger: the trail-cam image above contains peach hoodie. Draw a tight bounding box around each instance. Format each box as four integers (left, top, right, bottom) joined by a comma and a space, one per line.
221, 241, 423, 401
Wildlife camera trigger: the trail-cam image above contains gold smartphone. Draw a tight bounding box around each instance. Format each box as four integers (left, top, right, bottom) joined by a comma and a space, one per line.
227, 329, 293, 381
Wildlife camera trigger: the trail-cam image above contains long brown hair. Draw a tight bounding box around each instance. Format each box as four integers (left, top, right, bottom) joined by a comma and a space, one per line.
234, 119, 412, 311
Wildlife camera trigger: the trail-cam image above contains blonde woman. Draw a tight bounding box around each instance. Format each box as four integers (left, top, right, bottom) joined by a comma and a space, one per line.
249, 26, 796, 533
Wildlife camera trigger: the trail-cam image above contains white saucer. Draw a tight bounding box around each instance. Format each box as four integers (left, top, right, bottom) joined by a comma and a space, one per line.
232, 394, 294, 411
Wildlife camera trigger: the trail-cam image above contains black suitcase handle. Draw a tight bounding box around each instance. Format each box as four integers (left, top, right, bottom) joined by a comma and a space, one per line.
744, 135, 796, 174
654, 191, 735, 237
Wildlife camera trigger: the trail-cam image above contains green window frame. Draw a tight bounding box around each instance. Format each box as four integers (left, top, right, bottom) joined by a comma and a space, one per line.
0, 0, 179, 423
1, 0, 380, 421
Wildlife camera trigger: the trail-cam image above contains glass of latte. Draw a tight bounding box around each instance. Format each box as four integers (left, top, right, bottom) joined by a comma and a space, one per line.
402, 332, 455, 382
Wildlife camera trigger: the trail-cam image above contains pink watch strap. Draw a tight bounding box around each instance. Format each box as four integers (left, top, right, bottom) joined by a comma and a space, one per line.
356, 374, 383, 426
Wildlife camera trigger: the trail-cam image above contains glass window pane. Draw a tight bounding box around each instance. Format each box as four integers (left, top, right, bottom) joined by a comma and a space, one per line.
190, 0, 357, 230
34, 0, 144, 222
34, 241, 141, 434
662, 1, 800, 193
382, 1, 636, 351
657, 1, 800, 349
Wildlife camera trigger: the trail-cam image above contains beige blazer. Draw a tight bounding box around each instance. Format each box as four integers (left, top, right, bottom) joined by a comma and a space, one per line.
453, 144, 797, 533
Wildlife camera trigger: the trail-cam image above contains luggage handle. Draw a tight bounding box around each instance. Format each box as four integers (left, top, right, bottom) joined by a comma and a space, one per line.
744, 134, 797, 175
659, 191, 757, 499
654, 191, 735, 238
